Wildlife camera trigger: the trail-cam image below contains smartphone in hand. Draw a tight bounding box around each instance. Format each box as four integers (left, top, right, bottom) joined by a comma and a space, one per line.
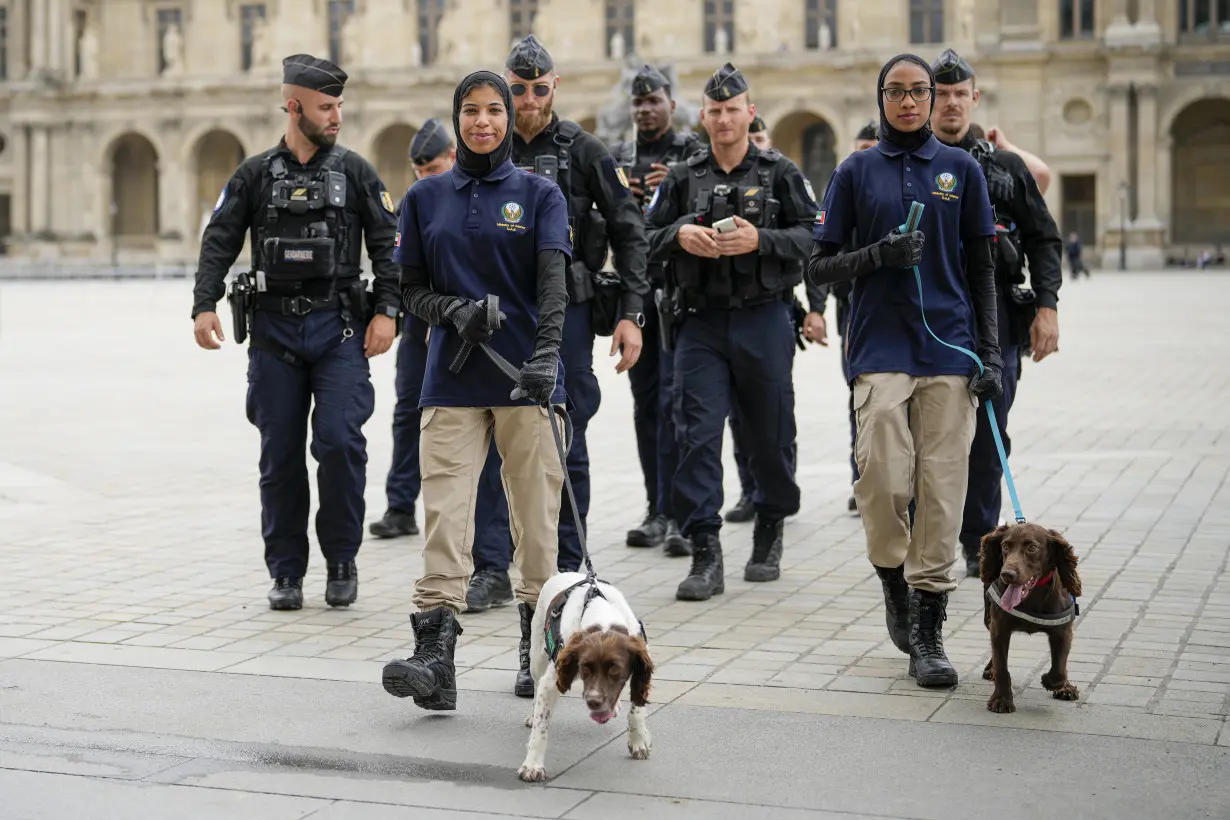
712, 217, 737, 234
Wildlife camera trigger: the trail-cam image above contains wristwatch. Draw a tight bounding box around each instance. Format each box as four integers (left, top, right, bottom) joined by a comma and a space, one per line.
621, 311, 646, 328
376, 304, 400, 319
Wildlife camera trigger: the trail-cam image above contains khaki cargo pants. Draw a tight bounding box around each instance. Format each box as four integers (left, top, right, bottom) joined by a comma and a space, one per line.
412, 404, 566, 614
852, 372, 977, 594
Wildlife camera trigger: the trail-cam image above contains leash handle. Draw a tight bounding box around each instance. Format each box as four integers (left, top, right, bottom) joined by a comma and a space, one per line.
899, 204, 1026, 525
448, 295, 504, 375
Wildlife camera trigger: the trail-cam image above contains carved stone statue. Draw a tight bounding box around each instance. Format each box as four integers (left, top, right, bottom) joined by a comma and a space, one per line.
161, 23, 184, 76
78, 20, 99, 80
957, 0, 976, 43
714, 26, 729, 55
610, 30, 625, 61
409, 40, 422, 68
595, 57, 700, 145
818, 21, 832, 50
249, 16, 271, 69
342, 10, 363, 66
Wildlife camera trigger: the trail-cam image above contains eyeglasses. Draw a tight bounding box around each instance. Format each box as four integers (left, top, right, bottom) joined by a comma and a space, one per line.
510, 83, 552, 97
882, 87, 933, 103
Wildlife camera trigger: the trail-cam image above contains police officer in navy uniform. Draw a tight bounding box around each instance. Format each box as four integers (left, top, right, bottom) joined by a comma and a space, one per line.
192, 54, 400, 611
610, 64, 702, 556
503, 35, 651, 579
930, 49, 1063, 577
645, 63, 817, 601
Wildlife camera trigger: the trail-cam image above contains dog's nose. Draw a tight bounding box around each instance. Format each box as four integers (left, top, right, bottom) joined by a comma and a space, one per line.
585, 696, 603, 711
1000, 567, 1018, 584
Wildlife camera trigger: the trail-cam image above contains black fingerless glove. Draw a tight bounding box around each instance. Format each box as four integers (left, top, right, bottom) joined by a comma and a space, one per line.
516, 350, 558, 405
445, 298, 494, 345
968, 349, 1005, 401
869, 229, 925, 269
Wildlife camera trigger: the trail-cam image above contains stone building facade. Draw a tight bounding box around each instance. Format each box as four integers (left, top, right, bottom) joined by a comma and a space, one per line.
0, 0, 1226, 271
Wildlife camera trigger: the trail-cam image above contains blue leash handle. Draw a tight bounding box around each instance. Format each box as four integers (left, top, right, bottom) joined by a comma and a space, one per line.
900, 201, 1026, 524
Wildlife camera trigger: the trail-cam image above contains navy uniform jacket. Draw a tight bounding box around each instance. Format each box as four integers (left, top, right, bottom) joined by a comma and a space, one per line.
512, 115, 650, 315
394, 159, 570, 408
191, 140, 400, 318
812, 134, 996, 380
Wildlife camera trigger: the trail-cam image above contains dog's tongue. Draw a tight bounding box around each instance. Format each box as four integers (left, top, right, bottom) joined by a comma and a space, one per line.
1001, 583, 1027, 611
590, 711, 613, 725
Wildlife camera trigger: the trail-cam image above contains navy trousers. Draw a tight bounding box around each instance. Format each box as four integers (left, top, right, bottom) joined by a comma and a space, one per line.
672, 301, 800, 536
246, 308, 375, 579
628, 305, 680, 520
388, 318, 513, 570
959, 346, 1021, 557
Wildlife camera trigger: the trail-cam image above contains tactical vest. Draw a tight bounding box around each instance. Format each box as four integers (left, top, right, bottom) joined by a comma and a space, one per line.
674, 148, 800, 308
969, 139, 1025, 287
255, 146, 350, 292
613, 131, 699, 214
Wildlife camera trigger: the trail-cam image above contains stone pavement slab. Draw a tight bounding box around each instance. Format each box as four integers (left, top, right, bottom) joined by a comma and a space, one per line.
1, 273, 1229, 815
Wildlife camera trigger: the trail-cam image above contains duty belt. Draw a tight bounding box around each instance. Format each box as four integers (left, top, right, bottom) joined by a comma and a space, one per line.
254, 293, 343, 316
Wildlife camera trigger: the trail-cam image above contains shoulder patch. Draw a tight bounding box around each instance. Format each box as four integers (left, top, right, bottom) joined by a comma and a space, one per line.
600, 155, 631, 199
646, 184, 662, 214
803, 177, 817, 204
213, 186, 227, 212
380, 190, 394, 212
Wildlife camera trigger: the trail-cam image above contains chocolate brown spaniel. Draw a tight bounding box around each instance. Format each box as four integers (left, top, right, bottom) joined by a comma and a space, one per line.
979, 522, 1082, 713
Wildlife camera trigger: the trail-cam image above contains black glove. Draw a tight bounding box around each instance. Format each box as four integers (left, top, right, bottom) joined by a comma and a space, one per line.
968, 350, 1004, 401
869, 229, 924, 270
515, 350, 558, 405
445, 298, 494, 345
983, 159, 1016, 204
791, 298, 807, 351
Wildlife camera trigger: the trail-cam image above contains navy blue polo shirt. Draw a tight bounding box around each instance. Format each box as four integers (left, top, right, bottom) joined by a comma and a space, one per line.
394, 158, 571, 407
813, 134, 995, 381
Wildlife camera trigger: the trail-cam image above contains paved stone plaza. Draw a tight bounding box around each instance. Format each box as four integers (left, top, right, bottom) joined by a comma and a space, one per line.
0, 272, 1227, 819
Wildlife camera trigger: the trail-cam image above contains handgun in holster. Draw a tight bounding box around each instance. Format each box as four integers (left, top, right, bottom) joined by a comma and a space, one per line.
655, 283, 685, 354
227, 271, 254, 344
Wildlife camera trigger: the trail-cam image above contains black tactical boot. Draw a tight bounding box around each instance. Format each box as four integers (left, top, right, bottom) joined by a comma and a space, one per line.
514, 602, 536, 698
382, 607, 464, 710
745, 516, 784, 582
663, 518, 692, 557
874, 564, 910, 654
325, 560, 358, 607
847, 495, 859, 514
676, 533, 725, 601
369, 508, 419, 538
908, 588, 958, 688
724, 494, 755, 523
268, 577, 303, 611
465, 569, 514, 612
626, 512, 668, 548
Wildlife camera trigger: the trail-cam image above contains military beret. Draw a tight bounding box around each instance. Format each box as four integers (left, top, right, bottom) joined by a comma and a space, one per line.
932, 48, 975, 85
410, 118, 451, 165
505, 34, 553, 80
282, 53, 348, 97
749, 115, 766, 133
631, 64, 671, 98
856, 119, 878, 142
704, 62, 749, 101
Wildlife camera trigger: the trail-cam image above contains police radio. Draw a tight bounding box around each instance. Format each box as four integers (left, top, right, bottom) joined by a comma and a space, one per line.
534, 155, 560, 183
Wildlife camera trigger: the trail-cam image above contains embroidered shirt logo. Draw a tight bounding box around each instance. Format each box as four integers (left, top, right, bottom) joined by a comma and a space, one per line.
501, 202, 524, 223
935, 172, 958, 193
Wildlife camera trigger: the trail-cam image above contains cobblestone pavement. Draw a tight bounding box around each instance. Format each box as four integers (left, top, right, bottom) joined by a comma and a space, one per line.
0, 271, 1227, 758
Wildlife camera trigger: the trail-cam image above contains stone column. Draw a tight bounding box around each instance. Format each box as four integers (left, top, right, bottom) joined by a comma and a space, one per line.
29, 0, 47, 75
29, 126, 50, 236
1135, 84, 1159, 223
46, 0, 64, 76
11, 126, 29, 241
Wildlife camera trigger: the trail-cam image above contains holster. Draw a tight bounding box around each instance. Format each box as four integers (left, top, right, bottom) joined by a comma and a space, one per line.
1008, 286, 1038, 354
589, 268, 622, 338
567, 260, 596, 304
226, 271, 253, 344
655, 286, 683, 354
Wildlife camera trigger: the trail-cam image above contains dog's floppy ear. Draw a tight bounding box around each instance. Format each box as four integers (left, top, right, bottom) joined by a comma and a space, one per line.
979, 525, 1008, 585
554, 632, 585, 695
627, 635, 655, 707
1048, 529, 1081, 598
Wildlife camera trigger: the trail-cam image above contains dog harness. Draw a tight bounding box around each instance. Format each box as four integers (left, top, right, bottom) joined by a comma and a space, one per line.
543, 575, 647, 662
986, 570, 1080, 627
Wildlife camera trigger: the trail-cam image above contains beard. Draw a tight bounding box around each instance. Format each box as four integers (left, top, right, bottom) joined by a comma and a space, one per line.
515, 97, 554, 137
298, 116, 337, 148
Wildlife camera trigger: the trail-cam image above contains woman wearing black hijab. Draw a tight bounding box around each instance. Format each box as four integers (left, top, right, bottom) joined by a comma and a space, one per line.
382, 70, 572, 713
808, 54, 1001, 689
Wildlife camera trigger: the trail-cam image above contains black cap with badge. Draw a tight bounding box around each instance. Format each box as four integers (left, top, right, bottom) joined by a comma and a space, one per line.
282, 53, 348, 96
749, 115, 766, 133
506, 34, 554, 80
704, 62, 749, 101
932, 48, 975, 85
856, 119, 878, 141
410, 118, 451, 165
631, 64, 671, 98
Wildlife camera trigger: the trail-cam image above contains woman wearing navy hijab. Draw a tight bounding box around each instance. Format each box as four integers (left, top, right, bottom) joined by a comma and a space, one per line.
382, 70, 571, 713
808, 54, 1002, 689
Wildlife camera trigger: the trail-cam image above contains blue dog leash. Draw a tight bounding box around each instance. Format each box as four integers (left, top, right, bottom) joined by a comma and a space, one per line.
899, 201, 1026, 524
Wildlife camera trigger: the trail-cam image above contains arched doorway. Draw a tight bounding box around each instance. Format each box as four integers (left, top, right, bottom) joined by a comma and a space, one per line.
109, 133, 159, 248
194, 130, 245, 238
1171, 98, 1230, 245
770, 112, 837, 200
373, 124, 417, 202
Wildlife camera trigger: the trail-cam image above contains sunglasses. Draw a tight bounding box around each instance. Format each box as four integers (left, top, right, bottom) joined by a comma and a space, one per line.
510, 82, 553, 97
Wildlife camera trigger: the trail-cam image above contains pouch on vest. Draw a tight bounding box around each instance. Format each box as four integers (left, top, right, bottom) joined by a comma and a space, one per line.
263, 236, 337, 282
